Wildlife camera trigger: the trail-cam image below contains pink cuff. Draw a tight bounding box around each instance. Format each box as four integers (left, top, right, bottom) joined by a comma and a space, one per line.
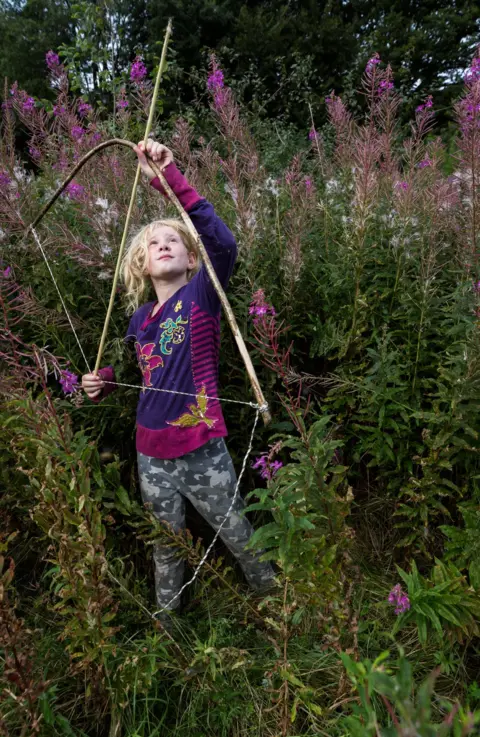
90, 365, 117, 403
150, 162, 202, 211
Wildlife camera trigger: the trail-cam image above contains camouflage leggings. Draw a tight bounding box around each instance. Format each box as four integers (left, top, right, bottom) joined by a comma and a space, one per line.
137, 437, 275, 610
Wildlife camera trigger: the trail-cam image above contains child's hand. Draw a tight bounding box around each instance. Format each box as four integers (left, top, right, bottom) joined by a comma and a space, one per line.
134, 140, 174, 181
82, 373, 105, 399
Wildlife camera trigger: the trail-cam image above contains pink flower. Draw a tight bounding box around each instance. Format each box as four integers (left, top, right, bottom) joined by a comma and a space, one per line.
78, 100, 92, 117
46, 50, 60, 70
1, 266, 12, 278
116, 99, 129, 110
395, 181, 409, 190
309, 127, 317, 141
0, 171, 11, 188
207, 69, 224, 91
252, 454, 283, 480
53, 104, 66, 117
388, 584, 410, 615
65, 181, 85, 201
130, 56, 147, 83
249, 290, 276, 325
378, 80, 394, 93
59, 369, 79, 394
464, 56, 480, 84
23, 96, 35, 112
305, 177, 313, 192
28, 146, 41, 160
366, 54, 381, 72
473, 280, 480, 294
417, 158, 432, 169
416, 95, 433, 113
71, 126, 84, 141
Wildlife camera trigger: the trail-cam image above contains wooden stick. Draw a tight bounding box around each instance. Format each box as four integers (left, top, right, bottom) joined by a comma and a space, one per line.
94, 19, 173, 374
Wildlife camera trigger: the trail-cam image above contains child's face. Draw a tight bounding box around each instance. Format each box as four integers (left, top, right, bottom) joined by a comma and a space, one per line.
146, 225, 196, 281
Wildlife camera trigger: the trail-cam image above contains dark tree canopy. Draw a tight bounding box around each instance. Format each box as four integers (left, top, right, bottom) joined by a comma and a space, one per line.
0, 0, 74, 99
1, 0, 479, 126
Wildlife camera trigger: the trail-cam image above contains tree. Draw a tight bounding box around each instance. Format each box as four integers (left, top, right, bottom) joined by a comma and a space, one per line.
0, 0, 74, 99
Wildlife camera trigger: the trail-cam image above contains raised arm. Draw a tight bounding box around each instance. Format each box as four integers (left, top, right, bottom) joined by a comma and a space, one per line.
135, 141, 237, 308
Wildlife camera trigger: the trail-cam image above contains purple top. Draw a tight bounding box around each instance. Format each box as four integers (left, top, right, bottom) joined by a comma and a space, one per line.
96, 163, 237, 459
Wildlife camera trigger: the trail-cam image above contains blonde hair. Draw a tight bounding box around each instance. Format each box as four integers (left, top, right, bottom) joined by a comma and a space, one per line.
121, 218, 199, 315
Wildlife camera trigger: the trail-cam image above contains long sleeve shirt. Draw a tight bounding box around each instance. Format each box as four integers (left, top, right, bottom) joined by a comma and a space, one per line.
97, 162, 237, 459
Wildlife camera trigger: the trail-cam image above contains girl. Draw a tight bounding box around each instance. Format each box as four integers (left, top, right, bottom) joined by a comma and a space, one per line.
82, 140, 274, 618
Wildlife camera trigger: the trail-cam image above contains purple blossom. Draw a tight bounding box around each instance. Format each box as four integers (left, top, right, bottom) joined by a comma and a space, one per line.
116, 99, 129, 110
59, 369, 79, 394
28, 146, 41, 160
71, 126, 84, 141
91, 131, 102, 143
46, 50, 60, 70
417, 158, 432, 169
65, 181, 85, 201
78, 100, 92, 117
388, 584, 411, 615
305, 177, 313, 192
207, 69, 224, 91
395, 181, 409, 191
130, 56, 147, 83
309, 127, 318, 141
252, 454, 283, 480
378, 80, 394, 93
53, 104, 66, 117
464, 56, 480, 84
473, 280, 480, 294
2, 266, 12, 278
23, 96, 35, 112
249, 289, 276, 323
416, 95, 434, 113
366, 54, 381, 72
0, 171, 11, 188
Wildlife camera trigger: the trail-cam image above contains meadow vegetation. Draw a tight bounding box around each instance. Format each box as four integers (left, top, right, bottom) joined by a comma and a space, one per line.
1, 47, 480, 736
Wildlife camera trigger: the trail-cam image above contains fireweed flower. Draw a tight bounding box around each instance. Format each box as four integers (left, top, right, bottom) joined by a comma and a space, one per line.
71, 126, 84, 141
366, 54, 381, 72
1, 266, 12, 278
395, 181, 409, 190
207, 65, 227, 108
252, 454, 283, 480
59, 370, 79, 394
378, 79, 394, 93
65, 182, 85, 200
78, 100, 92, 117
207, 69, 224, 91
116, 99, 129, 110
23, 96, 35, 112
46, 50, 60, 70
130, 56, 147, 83
473, 280, 480, 293
465, 55, 480, 84
417, 158, 432, 169
53, 104, 66, 117
388, 584, 411, 615
249, 290, 276, 325
416, 95, 434, 113
309, 127, 318, 140
0, 171, 12, 188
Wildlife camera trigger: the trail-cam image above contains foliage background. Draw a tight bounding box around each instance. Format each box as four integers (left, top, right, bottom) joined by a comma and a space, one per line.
2, 13, 480, 737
